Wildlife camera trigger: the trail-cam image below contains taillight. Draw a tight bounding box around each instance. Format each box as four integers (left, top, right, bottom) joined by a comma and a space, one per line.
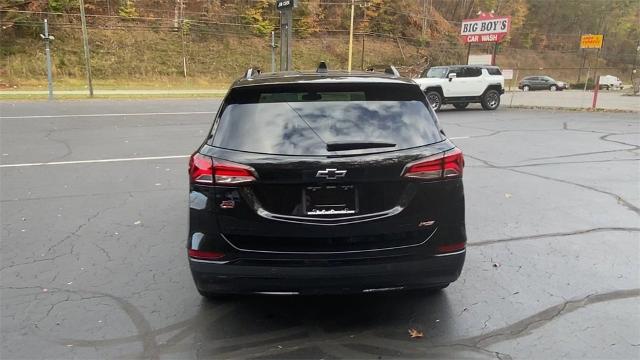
189, 153, 256, 185
188, 249, 225, 260
403, 148, 464, 180
189, 153, 213, 184
437, 242, 466, 254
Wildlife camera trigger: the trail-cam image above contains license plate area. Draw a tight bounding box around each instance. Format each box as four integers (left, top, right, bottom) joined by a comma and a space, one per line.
304, 185, 358, 216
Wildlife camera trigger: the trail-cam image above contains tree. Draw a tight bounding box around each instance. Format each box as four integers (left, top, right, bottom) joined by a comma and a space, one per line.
241, 0, 275, 35
118, 0, 138, 18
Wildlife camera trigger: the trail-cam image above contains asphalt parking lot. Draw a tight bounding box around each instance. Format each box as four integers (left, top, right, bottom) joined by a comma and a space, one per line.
1, 99, 639, 359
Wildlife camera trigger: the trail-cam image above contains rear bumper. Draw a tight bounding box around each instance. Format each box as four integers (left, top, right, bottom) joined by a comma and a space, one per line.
190, 251, 465, 295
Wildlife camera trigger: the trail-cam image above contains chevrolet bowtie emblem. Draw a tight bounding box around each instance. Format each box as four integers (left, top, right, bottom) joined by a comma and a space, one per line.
316, 168, 347, 180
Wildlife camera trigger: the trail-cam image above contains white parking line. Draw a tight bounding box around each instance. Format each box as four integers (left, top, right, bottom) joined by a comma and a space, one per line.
0, 155, 189, 168
449, 136, 470, 140
0, 111, 216, 120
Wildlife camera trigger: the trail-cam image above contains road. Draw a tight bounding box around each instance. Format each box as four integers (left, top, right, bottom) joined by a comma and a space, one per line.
1, 99, 639, 359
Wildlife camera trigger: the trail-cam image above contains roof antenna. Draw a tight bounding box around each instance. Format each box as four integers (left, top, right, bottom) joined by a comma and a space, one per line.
384, 65, 400, 77
316, 61, 328, 73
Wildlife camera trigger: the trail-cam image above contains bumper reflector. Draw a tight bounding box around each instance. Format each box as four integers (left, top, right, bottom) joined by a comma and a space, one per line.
436, 242, 466, 254
188, 249, 225, 260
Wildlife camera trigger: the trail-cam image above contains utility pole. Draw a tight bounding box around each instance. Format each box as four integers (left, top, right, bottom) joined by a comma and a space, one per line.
41, 19, 54, 101
79, 0, 94, 97
347, 0, 355, 72
287, 9, 292, 70
277, 0, 294, 71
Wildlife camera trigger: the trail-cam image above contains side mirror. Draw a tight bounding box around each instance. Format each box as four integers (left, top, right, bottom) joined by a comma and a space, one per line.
448, 73, 457, 81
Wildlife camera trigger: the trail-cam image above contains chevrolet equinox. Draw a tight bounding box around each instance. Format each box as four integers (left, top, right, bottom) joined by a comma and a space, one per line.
188, 64, 466, 297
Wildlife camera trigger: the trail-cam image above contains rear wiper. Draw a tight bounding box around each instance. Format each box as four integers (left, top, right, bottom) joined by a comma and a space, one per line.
326, 141, 396, 151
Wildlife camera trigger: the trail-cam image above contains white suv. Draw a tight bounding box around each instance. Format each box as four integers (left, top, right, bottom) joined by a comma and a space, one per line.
414, 65, 505, 111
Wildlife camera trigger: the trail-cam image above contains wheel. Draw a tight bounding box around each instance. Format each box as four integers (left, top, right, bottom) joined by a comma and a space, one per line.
453, 102, 469, 110
425, 91, 442, 111
522, 85, 530, 91
550, 85, 557, 91
481, 89, 500, 110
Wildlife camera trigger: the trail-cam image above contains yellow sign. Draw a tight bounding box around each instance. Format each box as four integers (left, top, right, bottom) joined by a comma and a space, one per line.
581, 34, 603, 49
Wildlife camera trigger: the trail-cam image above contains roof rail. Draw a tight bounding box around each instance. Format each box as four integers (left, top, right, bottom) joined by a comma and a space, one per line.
316, 61, 328, 73
384, 65, 400, 77
244, 67, 260, 79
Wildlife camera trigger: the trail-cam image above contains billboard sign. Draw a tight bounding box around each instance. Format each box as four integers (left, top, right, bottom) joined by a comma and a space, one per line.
580, 34, 603, 49
460, 16, 511, 43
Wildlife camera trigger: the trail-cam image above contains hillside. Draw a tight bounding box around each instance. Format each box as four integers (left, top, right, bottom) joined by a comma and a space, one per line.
1, 0, 638, 89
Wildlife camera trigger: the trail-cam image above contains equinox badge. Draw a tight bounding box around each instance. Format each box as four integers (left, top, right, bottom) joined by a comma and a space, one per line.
316, 168, 347, 180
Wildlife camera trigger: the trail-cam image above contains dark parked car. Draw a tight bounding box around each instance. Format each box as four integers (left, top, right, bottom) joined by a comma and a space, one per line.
518, 76, 569, 91
188, 64, 467, 297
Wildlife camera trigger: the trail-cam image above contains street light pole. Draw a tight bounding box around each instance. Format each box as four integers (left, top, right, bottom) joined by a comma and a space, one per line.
347, 0, 355, 72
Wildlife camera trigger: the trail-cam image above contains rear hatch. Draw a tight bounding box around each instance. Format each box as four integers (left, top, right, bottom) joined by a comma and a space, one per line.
201, 82, 457, 253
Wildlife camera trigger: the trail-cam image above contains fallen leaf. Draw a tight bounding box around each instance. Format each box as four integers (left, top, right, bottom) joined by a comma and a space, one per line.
408, 328, 423, 338
493, 262, 500, 268
504, 193, 512, 198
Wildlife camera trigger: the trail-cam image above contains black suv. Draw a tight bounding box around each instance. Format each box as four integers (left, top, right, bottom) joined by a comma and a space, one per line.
188, 64, 467, 296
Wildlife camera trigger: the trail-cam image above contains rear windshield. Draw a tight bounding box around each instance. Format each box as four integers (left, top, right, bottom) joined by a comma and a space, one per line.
211, 83, 442, 156
486, 67, 502, 75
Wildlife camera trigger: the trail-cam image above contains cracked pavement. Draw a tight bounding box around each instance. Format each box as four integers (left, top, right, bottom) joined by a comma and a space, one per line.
1, 100, 639, 359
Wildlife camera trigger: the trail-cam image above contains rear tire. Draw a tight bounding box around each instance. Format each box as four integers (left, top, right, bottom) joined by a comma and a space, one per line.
426, 91, 442, 112
550, 85, 558, 91
481, 89, 500, 110
453, 102, 469, 110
